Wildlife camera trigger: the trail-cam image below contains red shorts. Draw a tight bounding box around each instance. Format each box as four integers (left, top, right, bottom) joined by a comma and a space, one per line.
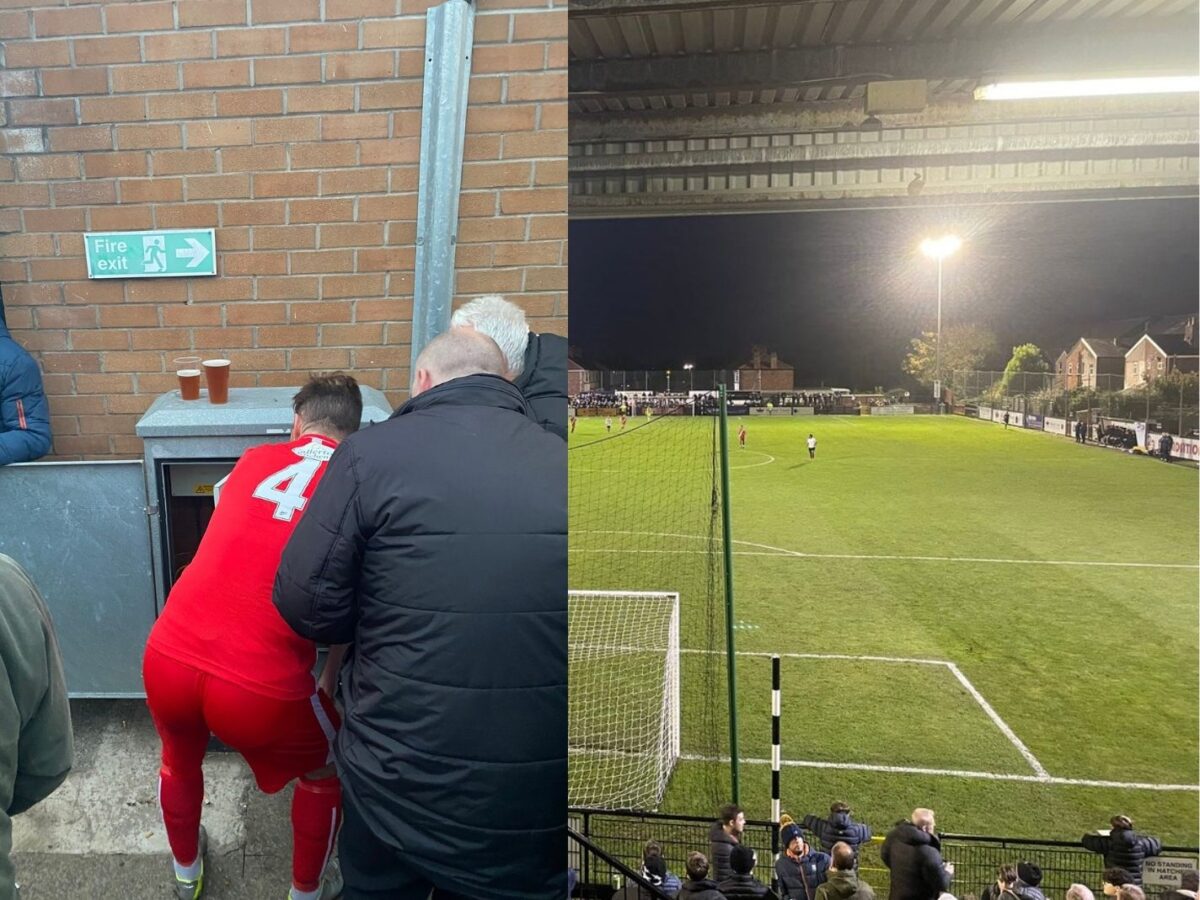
143, 645, 340, 794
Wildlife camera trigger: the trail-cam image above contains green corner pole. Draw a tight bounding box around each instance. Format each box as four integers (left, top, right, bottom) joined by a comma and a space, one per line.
718, 384, 740, 804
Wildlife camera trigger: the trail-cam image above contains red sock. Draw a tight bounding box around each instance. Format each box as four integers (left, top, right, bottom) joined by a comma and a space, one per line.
158, 765, 204, 866
291, 774, 342, 892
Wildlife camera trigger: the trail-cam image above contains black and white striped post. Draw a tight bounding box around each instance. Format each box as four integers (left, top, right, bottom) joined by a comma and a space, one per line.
771, 653, 781, 825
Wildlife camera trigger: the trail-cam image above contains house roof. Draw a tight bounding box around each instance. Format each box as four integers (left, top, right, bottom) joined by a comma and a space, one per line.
1127, 333, 1199, 358
1080, 338, 1126, 359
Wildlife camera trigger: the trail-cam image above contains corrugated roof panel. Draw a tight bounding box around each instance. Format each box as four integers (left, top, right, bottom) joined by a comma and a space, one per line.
616, 15, 653, 58
588, 17, 629, 60
680, 10, 708, 55
1023, 0, 1091, 23
1091, 0, 1144, 16
799, 1, 837, 45
713, 5, 738, 52
647, 14, 679, 57
925, 0, 981, 37
827, 0, 872, 43
893, 0, 943, 39
855, 0, 905, 42
772, 3, 804, 48
568, 19, 600, 60
1059, 0, 1114, 20
743, 4, 771, 50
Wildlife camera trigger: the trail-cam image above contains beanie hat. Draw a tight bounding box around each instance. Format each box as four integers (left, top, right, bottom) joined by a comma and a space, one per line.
731, 844, 756, 875
1018, 863, 1043, 887
781, 823, 804, 849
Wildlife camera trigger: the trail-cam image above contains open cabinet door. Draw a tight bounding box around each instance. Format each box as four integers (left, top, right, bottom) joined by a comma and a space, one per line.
0, 460, 155, 697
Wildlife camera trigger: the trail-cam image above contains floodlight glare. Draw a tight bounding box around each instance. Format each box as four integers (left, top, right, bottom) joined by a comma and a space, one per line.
975, 76, 1200, 101
920, 235, 962, 260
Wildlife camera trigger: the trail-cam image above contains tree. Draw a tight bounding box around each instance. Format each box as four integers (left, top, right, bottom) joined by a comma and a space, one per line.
997, 343, 1049, 394
902, 324, 997, 388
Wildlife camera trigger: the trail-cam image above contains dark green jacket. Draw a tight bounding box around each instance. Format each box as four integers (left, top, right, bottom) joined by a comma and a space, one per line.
816, 869, 877, 900
0, 554, 73, 900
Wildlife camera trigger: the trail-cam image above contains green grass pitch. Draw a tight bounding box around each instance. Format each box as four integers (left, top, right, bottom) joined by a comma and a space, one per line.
569, 413, 1199, 843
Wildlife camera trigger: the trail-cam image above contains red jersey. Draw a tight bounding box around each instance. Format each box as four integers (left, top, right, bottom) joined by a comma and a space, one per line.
147, 435, 339, 700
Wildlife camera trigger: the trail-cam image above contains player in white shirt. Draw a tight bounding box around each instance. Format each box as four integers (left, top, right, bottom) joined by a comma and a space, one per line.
806, 433, 817, 459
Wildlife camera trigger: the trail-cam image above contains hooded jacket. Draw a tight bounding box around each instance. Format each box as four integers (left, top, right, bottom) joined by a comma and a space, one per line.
776, 845, 831, 900
719, 872, 781, 899
1082, 829, 1163, 885
514, 331, 567, 440
0, 316, 52, 466
880, 822, 952, 900
802, 811, 873, 855
709, 820, 741, 882
273, 374, 566, 900
816, 869, 876, 900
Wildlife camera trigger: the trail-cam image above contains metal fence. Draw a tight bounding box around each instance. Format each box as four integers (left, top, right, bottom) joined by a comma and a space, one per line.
570, 808, 1199, 900
570, 826, 675, 899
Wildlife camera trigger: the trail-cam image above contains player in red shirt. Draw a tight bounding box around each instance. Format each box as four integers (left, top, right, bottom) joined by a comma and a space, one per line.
143, 374, 362, 900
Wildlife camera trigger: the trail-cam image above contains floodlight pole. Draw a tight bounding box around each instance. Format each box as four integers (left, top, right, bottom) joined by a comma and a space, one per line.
934, 256, 943, 412
718, 384, 740, 804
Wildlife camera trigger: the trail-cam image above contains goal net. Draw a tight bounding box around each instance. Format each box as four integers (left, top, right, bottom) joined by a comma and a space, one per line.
568, 591, 680, 810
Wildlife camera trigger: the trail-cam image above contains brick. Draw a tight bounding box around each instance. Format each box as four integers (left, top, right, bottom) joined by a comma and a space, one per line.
494, 240, 560, 266
116, 124, 181, 150
253, 225, 316, 249
522, 266, 566, 291
359, 138, 420, 165
215, 227, 250, 252
358, 82, 421, 112
24, 208, 86, 232
102, 351, 164, 373
186, 119, 252, 147
106, 394, 154, 415
113, 64, 180, 94
186, 174, 250, 200
66, 281, 126, 307
184, 60, 250, 89
457, 215, 525, 244
463, 134, 501, 160
319, 168, 387, 196
54, 181, 117, 206
467, 105, 536, 134
0, 70, 37, 98
88, 205, 154, 231
128, 280, 187, 304
28, 256, 86, 281
41, 352, 102, 374
221, 144, 287, 173
4, 40, 70, 68
73, 36, 142, 65
290, 23, 358, 53
49, 125, 112, 153
289, 141, 357, 169
1, 281, 59, 305
500, 187, 566, 214
514, 10, 565, 40
216, 89, 283, 117
226, 302, 287, 325
288, 250, 353, 274
319, 223, 384, 249
288, 198, 353, 224
473, 43, 544, 74
384, 221, 416, 245
253, 116, 319, 144
120, 177, 183, 203
35, 6, 101, 36
15, 155, 79, 180
321, 113, 388, 141
153, 149, 217, 176
290, 347, 351, 369
162, 305, 221, 326
507, 72, 566, 102
462, 161, 532, 189
356, 298, 413, 323
221, 252, 287, 276
148, 92, 217, 120
252, 0, 320, 24
9, 99, 76, 126
57, 234, 87, 257
180, 0, 246, 26
0, 10, 29, 38
528, 215, 565, 239
128, 329, 190, 351
0, 184, 49, 210
327, 51, 394, 81
289, 298, 351, 319
253, 171, 318, 198
105, 2, 173, 33
357, 194, 417, 222
357, 246, 415, 272
253, 56, 322, 85
191, 278, 253, 302
155, 203, 219, 228
260, 278, 321, 302
287, 86, 355, 114
457, 269, 522, 294
217, 27, 285, 57
0, 210, 20, 233
70, 328, 131, 350
540, 102, 567, 130
145, 32, 214, 61
458, 191, 498, 217
328, 0, 395, 18
547, 41, 567, 69
97, 306, 158, 329
467, 77, 504, 105
80, 96, 146, 124
256, 324, 317, 347
353, 345, 406, 370
534, 159, 567, 185
0, 129, 44, 154
191, 325, 252, 347
501, 130, 565, 159
321, 274, 385, 299
54, 434, 116, 454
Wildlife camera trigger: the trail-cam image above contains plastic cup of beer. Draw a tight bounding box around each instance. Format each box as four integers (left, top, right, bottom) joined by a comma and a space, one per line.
174, 357, 202, 401
202, 358, 231, 405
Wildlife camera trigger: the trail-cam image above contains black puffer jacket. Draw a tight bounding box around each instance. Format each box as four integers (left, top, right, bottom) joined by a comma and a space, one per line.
1082, 829, 1163, 884
803, 812, 872, 854
880, 822, 952, 900
273, 375, 566, 900
710, 820, 740, 882
515, 331, 567, 440
680, 879, 728, 900
719, 873, 780, 899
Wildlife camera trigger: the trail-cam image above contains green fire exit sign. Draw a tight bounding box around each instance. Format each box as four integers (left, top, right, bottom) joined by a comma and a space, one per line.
84, 229, 216, 279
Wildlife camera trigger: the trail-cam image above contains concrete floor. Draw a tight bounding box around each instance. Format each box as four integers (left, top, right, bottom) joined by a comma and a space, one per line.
11, 700, 302, 899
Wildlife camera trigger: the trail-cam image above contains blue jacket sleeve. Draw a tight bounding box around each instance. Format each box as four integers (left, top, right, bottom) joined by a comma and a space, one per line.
272, 441, 366, 644
0, 348, 52, 465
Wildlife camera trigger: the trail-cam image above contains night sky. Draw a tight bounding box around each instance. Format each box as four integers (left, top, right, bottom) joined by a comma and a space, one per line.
568, 198, 1199, 391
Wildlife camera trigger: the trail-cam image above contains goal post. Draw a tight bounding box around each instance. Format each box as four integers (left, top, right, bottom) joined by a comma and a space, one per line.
568, 590, 681, 810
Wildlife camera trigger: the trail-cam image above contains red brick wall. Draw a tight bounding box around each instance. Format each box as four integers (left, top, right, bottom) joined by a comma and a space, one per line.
0, 0, 567, 458
738, 368, 794, 392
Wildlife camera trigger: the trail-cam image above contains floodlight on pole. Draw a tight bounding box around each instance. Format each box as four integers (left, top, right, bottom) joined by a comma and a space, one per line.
683, 362, 695, 392
920, 234, 962, 412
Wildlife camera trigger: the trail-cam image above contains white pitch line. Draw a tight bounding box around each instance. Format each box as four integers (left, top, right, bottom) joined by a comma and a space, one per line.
677, 754, 1200, 793
574, 530, 1200, 570
680, 648, 953, 667
944, 662, 1049, 778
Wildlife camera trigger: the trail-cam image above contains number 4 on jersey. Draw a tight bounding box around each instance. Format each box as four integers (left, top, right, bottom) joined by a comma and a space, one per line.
252, 456, 322, 521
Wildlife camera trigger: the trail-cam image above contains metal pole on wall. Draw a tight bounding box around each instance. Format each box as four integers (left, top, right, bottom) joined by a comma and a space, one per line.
718, 384, 740, 804
771, 654, 781, 825
410, 0, 476, 377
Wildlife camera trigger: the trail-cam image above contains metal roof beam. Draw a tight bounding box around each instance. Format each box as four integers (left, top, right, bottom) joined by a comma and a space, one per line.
570, 0, 850, 14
